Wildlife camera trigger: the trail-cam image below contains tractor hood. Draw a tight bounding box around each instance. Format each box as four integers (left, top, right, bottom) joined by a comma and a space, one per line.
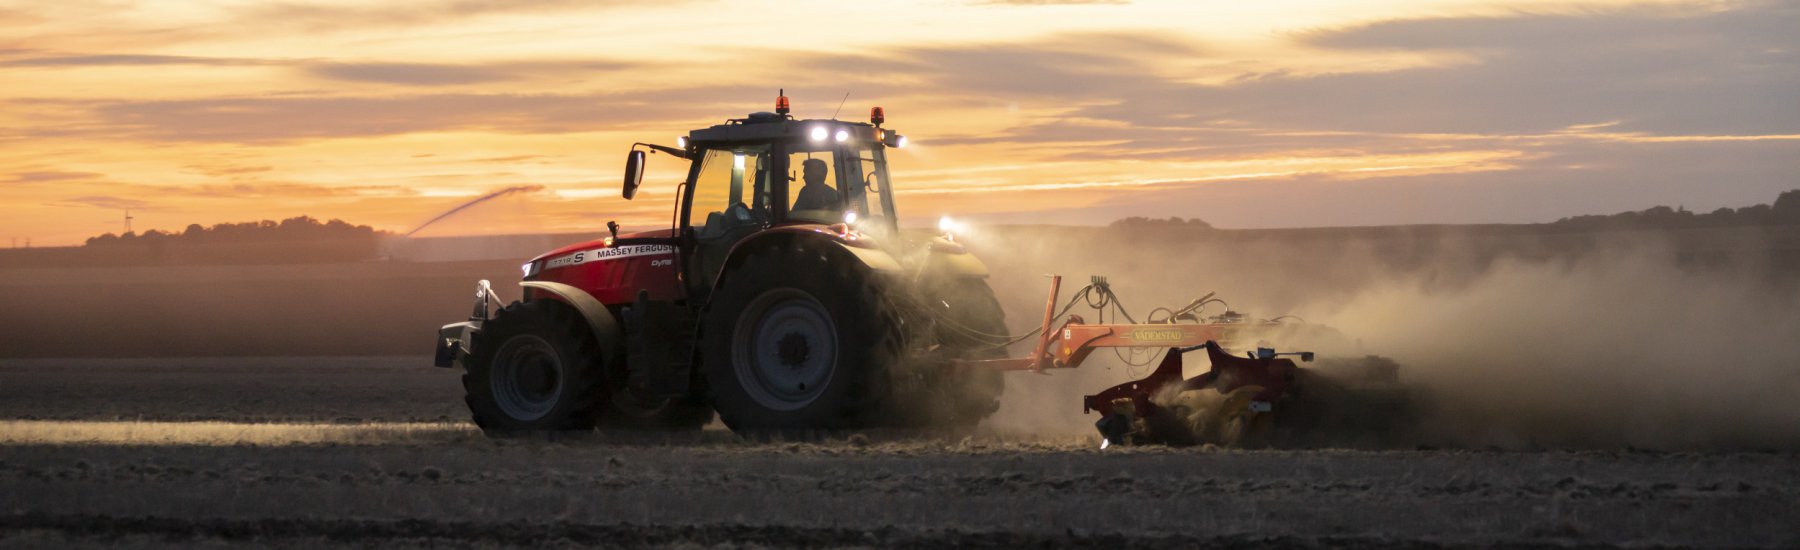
529, 228, 678, 264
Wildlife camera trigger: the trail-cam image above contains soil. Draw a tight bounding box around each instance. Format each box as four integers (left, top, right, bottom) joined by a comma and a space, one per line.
2, 357, 1797, 548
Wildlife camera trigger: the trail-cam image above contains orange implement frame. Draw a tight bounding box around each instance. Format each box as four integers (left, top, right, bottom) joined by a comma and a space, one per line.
954, 275, 1266, 373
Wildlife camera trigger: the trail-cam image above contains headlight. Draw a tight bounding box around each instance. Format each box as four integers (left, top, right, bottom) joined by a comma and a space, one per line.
938, 215, 957, 234
809, 126, 828, 141
844, 211, 859, 225
834, 129, 849, 143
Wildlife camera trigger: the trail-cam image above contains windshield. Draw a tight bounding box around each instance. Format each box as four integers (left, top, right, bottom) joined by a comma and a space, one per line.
784, 142, 896, 234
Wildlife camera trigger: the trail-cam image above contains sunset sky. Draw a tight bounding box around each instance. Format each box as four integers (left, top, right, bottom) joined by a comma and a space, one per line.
2, 0, 1796, 246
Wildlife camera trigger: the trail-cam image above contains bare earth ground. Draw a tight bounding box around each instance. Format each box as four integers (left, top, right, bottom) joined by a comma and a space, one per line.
2, 357, 1798, 548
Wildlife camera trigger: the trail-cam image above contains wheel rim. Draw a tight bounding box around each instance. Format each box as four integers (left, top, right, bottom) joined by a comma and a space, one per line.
490, 334, 563, 421
732, 288, 838, 411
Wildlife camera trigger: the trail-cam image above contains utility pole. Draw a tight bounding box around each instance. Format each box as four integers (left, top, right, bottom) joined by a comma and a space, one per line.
124, 210, 135, 234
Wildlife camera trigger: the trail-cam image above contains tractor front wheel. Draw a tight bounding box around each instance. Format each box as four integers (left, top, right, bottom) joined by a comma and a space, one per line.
462, 300, 608, 435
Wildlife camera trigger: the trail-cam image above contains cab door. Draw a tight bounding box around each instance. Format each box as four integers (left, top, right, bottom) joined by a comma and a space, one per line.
682, 144, 779, 296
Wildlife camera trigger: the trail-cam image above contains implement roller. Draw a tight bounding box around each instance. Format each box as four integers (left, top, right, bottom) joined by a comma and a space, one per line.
958, 275, 1406, 447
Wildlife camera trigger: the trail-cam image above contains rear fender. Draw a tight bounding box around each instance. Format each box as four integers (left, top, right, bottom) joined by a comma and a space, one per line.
710, 228, 902, 297
520, 281, 624, 360
918, 237, 989, 280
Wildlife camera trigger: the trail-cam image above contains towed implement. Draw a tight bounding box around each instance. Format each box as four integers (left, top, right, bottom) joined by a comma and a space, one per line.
434, 93, 1408, 445
958, 275, 1409, 447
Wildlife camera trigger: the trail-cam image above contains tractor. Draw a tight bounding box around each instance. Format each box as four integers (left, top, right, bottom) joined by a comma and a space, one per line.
436, 94, 1009, 435
435, 93, 1413, 445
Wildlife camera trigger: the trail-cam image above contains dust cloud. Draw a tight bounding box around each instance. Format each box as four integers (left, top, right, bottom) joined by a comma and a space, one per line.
1322, 246, 1800, 449
962, 224, 1800, 449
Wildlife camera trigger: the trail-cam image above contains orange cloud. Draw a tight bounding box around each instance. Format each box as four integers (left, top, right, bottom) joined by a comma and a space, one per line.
1, 0, 1794, 246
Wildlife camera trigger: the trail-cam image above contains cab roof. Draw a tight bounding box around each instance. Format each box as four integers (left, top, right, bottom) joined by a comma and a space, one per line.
686, 113, 879, 145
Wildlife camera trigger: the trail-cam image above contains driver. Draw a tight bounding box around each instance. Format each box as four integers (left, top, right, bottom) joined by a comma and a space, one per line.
791, 158, 841, 212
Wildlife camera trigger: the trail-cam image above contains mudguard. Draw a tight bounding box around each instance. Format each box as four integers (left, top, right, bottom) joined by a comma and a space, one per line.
920, 239, 989, 279
520, 280, 625, 361
712, 227, 903, 296
835, 241, 903, 272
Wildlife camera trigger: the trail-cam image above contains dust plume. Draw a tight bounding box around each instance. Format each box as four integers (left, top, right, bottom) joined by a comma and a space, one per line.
405, 185, 545, 237
964, 223, 1800, 449
1319, 245, 1800, 449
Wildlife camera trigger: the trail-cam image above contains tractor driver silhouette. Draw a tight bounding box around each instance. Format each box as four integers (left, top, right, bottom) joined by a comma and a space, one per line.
791, 158, 840, 213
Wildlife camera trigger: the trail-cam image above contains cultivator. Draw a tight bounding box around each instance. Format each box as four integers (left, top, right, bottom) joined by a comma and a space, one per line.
957, 275, 1406, 447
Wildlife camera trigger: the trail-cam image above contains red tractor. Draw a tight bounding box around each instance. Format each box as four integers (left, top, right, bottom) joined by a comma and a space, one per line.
435, 95, 1009, 435
436, 94, 1412, 445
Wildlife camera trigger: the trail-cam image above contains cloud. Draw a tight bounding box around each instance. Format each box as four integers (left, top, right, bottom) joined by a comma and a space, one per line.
779, 3, 1798, 142
162, 183, 418, 198
5, 170, 104, 183
1010, 137, 1800, 228
305, 59, 630, 86
794, 31, 1198, 99
182, 165, 274, 178
74, 86, 758, 142
0, 54, 280, 68
1, 52, 630, 89
235, 0, 678, 33
471, 155, 548, 163
308, 62, 514, 85
50, 195, 150, 210
1069, 2, 1800, 136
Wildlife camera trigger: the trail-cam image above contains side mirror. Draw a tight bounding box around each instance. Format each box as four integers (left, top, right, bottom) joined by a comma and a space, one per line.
622, 150, 646, 200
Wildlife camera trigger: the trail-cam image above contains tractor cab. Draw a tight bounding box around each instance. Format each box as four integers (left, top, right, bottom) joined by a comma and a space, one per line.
440, 93, 1002, 436
622, 93, 909, 295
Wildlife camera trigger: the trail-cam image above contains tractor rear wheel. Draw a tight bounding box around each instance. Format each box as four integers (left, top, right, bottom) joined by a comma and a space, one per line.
703, 242, 903, 435
918, 278, 1008, 427
462, 300, 608, 435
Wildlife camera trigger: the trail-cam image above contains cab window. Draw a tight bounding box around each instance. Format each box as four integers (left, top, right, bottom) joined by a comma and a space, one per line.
787, 149, 843, 224
690, 146, 771, 237
845, 144, 890, 223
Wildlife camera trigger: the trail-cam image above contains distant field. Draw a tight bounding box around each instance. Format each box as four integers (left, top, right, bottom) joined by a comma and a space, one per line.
0, 261, 519, 358
2, 224, 1795, 358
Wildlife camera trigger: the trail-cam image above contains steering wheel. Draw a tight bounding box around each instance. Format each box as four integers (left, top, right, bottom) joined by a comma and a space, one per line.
725, 202, 756, 222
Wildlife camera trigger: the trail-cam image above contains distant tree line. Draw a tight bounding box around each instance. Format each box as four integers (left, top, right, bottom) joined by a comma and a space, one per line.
1106, 189, 1800, 231
1551, 189, 1800, 230
85, 216, 387, 246
1108, 216, 1215, 230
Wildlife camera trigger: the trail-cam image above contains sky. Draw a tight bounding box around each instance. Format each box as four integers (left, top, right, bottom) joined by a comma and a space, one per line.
1, 0, 1796, 246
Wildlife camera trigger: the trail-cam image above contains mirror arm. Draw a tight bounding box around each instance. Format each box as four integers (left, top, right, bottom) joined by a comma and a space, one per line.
633, 142, 689, 160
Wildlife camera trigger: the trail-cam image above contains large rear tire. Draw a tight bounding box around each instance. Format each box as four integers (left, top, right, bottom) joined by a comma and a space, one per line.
702, 242, 903, 435
916, 278, 1008, 428
462, 300, 608, 435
